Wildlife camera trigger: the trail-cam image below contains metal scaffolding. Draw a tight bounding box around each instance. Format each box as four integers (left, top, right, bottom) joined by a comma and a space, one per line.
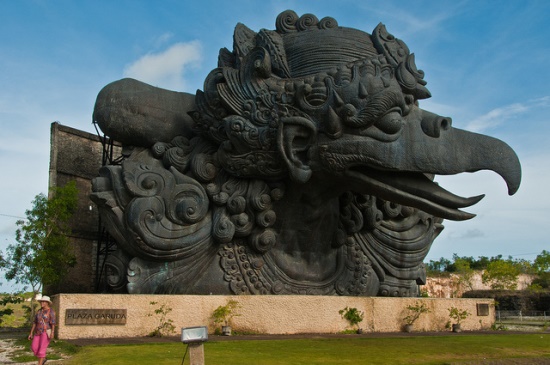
92, 121, 123, 292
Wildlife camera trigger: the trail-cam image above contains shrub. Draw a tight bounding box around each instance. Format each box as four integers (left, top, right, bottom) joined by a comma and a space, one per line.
403, 301, 430, 325
212, 300, 241, 327
147, 301, 175, 337
339, 307, 364, 330
448, 307, 470, 324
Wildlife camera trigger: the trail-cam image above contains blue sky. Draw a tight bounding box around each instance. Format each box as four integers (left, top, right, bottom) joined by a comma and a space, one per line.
1, 0, 549, 290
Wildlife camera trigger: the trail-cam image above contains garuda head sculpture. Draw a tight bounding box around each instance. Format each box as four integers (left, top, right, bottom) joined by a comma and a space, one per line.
91, 10, 521, 296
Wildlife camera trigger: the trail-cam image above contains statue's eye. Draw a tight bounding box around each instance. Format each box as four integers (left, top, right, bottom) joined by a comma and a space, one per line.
375, 108, 403, 134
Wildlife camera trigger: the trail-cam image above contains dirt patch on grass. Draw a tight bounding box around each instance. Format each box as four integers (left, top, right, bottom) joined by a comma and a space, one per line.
0, 338, 33, 364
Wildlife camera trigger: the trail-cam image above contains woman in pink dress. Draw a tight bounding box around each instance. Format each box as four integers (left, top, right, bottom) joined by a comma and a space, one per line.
28, 295, 56, 365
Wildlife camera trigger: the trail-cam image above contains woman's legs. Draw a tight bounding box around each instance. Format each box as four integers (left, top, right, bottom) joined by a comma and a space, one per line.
31, 333, 50, 363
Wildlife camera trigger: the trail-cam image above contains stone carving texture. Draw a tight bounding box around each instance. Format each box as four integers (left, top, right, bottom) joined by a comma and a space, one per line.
91, 10, 521, 296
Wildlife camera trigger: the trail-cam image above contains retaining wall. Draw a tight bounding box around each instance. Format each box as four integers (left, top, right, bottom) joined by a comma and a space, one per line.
52, 294, 495, 339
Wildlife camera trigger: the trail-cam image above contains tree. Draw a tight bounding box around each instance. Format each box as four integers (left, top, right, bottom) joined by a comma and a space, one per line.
470, 256, 490, 271
533, 250, 550, 273
531, 250, 550, 289
453, 255, 475, 292
426, 257, 452, 274
481, 258, 521, 290
0, 181, 78, 295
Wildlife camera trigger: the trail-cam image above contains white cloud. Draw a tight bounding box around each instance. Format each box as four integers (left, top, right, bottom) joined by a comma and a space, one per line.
154, 32, 174, 48
466, 103, 527, 133
362, 0, 467, 36
448, 228, 484, 240
466, 96, 550, 133
123, 41, 203, 91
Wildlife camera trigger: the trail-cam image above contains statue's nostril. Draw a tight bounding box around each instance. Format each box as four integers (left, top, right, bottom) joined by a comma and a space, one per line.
421, 111, 451, 138
439, 117, 452, 131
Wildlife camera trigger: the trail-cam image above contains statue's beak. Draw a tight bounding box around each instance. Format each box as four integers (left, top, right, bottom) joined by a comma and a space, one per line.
406, 110, 521, 196
320, 108, 521, 220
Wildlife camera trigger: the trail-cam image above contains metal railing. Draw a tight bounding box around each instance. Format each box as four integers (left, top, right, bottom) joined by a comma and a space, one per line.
496, 310, 548, 321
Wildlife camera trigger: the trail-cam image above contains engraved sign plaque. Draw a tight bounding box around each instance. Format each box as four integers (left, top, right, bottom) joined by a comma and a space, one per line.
65, 309, 127, 325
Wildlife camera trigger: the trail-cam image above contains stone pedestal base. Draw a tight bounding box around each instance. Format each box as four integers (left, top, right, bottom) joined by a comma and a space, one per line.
188, 343, 205, 365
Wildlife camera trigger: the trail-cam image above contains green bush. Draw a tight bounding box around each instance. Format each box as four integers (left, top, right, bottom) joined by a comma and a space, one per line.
338, 306, 364, 330
212, 299, 241, 334
147, 301, 175, 337
403, 301, 430, 325
448, 306, 470, 324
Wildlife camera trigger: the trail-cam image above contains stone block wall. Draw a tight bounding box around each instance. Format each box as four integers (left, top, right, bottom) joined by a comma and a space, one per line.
47, 122, 121, 293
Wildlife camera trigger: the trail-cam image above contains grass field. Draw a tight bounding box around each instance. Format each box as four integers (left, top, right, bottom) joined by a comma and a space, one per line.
9, 333, 549, 365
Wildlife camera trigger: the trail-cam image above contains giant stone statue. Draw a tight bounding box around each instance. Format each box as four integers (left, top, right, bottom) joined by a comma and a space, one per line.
91, 10, 521, 296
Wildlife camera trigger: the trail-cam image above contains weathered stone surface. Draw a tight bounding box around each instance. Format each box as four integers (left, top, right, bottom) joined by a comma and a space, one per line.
48, 123, 107, 293
91, 10, 521, 296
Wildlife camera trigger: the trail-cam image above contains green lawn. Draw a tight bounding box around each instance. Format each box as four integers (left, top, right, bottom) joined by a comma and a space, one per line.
40, 333, 550, 365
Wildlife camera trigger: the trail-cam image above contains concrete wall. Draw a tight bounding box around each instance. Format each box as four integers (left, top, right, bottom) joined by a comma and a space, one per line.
53, 294, 495, 339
